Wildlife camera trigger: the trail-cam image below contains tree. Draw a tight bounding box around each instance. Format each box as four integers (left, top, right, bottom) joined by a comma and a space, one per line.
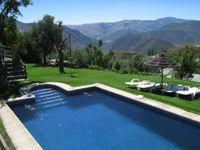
55, 38, 66, 73
147, 48, 156, 56
85, 43, 95, 65
54, 22, 67, 73
98, 39, 103, 48
25, 15, 66, 65
114, 62, 121, 71
103, 50, 114, 69
0, 0, 31, 43
1, 17, 16, 45
72, 49, 86, 68
23, 25, 42, 63
84, 43, 104, 68
172, 45, 197, 79
130, 53, 144, 72
38, 15, 57, 65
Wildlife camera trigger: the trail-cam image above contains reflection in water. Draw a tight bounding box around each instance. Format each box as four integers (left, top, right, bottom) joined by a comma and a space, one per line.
83, 92, 92, 97
25, 104, 35, 111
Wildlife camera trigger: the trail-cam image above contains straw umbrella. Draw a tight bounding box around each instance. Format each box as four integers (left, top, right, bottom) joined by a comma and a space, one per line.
144, 54, 181, 88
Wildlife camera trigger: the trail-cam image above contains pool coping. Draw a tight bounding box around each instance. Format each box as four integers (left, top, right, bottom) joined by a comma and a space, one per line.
1, 82, 200, 149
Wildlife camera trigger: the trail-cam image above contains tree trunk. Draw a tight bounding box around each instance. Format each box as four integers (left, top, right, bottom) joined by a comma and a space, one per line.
43, 53, 47, 66
59, 50, 64, 73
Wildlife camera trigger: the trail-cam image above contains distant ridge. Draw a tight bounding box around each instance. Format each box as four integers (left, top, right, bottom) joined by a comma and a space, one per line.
17, 17, 200, 53
68, 17, 200, 52
68, 17, 188, 40
147, 21, 200, 45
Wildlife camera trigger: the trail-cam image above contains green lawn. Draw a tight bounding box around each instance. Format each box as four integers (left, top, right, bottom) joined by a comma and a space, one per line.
25, 64, 200, 114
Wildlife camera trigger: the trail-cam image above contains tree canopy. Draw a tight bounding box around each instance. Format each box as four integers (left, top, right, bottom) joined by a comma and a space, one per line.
168, 45, 199, 79
24, 15, 66, 65
0, 0, 31, 44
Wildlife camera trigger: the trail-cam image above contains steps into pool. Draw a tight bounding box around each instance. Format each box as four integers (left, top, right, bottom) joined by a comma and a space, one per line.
32, 88, 68, 109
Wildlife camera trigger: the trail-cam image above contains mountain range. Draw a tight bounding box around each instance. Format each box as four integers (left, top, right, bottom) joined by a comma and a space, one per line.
68, 17, 187, 41
17, 17, 200, 53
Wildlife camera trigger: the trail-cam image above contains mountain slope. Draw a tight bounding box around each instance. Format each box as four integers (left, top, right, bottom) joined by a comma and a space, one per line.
68, 23, 113, 40
68, 17, 188, 42
17, 21, 95, 48
110, 33, 174, 52
62, 27, 96, 48
110, 20, 200, 52
17, 21, 33, 32
144, 21, 200, 45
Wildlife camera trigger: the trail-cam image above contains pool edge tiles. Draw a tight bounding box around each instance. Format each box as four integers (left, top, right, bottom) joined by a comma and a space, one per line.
0, 104, 42, 150
2, 82, 200, 149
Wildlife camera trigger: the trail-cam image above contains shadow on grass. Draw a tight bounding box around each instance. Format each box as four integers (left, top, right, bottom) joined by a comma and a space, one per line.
32, 64, 69, 68
32, 64, 57, 68
69, 74, 77, 78
64, 71, 77, 78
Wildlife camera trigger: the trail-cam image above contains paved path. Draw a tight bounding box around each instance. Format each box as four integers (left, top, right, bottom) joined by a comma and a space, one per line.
192, 74, 200, 83
164, 68, 200, 83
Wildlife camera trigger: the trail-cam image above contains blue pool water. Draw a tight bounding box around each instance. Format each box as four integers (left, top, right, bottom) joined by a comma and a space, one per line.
10, 88, 200, 150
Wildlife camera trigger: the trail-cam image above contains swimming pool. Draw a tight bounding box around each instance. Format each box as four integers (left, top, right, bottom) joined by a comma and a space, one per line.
9, 87, 200, 150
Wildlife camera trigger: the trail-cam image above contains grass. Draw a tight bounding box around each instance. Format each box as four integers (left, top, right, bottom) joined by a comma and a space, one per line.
25, 64, 200, 114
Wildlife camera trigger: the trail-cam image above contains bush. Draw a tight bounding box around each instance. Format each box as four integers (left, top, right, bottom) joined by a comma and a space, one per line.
88, 65, 103, 70
168, 45, 199, 79
119, 68, 128, 74
113, 62, 121, 71
128, 68, 140, 74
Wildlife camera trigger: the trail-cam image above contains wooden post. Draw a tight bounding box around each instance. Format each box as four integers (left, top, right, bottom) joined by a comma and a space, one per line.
0, 46, 7, 90
0, 47, 3, 90
161, 68, 164, 89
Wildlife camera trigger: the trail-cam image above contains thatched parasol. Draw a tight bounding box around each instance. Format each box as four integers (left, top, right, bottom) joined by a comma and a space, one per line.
144, 54, 181, 88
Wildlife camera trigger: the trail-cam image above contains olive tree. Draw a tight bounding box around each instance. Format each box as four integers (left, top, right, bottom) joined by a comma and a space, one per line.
26, 15, 66, 66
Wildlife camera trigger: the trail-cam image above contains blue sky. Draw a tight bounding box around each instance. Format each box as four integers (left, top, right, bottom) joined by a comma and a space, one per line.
18, 0, 200, 25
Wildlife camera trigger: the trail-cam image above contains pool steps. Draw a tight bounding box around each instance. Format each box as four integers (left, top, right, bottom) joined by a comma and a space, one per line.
34, 89, 68, 109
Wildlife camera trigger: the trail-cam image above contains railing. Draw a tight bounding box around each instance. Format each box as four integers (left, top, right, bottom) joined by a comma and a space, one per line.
18, 55, 27, 78
0, 47, 4, 64
0, 47, 7, 89
0, 48, 3, 56
4, 50, 13, 58
0, 45, 27, 82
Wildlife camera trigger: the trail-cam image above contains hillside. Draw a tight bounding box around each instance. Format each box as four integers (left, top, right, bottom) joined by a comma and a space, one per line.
62, 27, 96, 48
110, 33, 174, 52
110, 20, 200, 52
17, 21, 33, 32
68, 17, 197, 51
144, 21, 200, 46
68, 17, 188, 42
17, 21, 95, 49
